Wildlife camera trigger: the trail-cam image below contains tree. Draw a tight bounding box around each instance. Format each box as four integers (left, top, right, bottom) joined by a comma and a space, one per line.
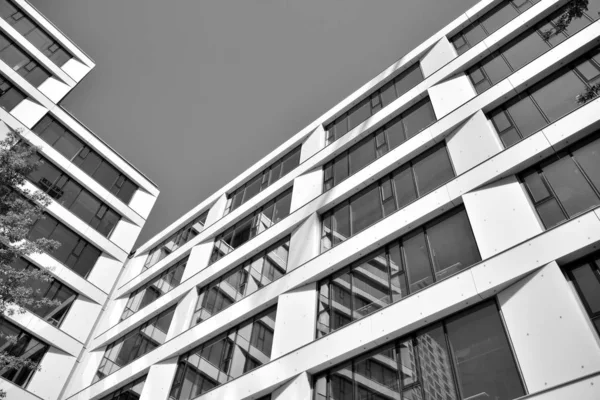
0, 129, 60, 397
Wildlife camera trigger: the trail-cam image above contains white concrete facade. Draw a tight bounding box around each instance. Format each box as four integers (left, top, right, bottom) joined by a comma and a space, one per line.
13, 0, 600, 399
0, 1, 159, 399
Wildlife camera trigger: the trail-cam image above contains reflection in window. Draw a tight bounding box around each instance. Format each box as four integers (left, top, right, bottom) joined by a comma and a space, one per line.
12, 258, 77, 327
194, 238, 289, 325
0, 0, 72, 66
450, 0, 540, 55
0, 318, 49, 388
521, 134, 600, 229
468, 2, 599, 94
322, 144, 454, 251
27, 151, 121, 237
0, 73, 25, 111
489, 46, 600, 148
144, 212, 208, 271
317, 207, 480, 337
29, 213, 101, 278
323, 99, 437, 191
314, 301, 524, 400
211, 188, 292, 264
225, 146, 300, 214
169, 307, 277, 400
33, 116, 140, 204
325, 64, 424, 145
99, 376, 146, 400
0, 31, 50, 87
564, 251, 600, 335
122, 257, 187, 321
94, 306, 176, 383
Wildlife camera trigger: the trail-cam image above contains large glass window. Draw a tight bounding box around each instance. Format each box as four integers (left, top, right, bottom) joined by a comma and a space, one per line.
122, 257, 187, 321
564, 250, 600, 334
0, 31, 50, 87
0, 318, 49, 388
317, 207, 480, 336
32, 116, 139, 204
468, 2, 599, 94
489, 45, 600, 148
314, 301, 524, 400
94, 306, 176, 383
521, 133, 600, 229
322, 144, 454, 251
211, 188, 292, 264
99, 376, 146, 400
193, 238, 289, 325
225, 146, 301, 214
27, 152, 121, 237
450, 0, 540, 55
324, 99, 437, 191
169, 307, 277, 400
325, 64, 424, 145
29, 213, 102, 278
0, 73, 25, 111
11, 257, 77, 327
143, 212, 207, 271
0, 0, 72, 67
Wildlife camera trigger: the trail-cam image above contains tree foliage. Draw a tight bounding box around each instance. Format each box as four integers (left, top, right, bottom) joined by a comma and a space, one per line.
0, 129, 60, 395
542, 0, 589, 39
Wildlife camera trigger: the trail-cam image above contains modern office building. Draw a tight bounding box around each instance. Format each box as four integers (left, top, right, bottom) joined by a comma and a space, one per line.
0, 1, 160, 399
8, 0, 600, 398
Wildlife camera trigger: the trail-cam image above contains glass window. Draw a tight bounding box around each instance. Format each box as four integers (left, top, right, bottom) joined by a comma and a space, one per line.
446, 302, 525, 400
395, 63, 423, 98
0, 75, 25, 111
506, 96, 547, 140
531, 70, 586, 122
380, 81, 397, 107
99, 376, 146, 400
314, 300, 523, 400
503, 31, 549, 71
348, 136, 376, 175
350, 185, 382, 234
480, 2, 519, 34
427, 210, 481, 280
412, 146, 454, 195
402, 100, 436, 139
170, 307, 277, 400
94, 306, 176, 382
403, 231, 434, 293
566, 253, 600, 333
573, 137, 600, 191
385, 116, 406, 150
347, 99, 371, 131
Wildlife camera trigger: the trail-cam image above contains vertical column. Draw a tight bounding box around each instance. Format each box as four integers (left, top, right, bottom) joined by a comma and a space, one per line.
300, 125, 325, 164
270, 282, 318, 360
499, 261, 600, 392
166, 289, 197, 341
139, 356, 179, 400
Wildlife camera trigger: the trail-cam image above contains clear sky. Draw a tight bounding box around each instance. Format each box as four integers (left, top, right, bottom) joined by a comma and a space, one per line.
29, 0, 479, 247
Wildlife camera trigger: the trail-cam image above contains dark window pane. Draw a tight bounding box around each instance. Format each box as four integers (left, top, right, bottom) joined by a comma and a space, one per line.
446, 302, 525, 400
93, 162, 120, 190
355, 345, 400, 398
482, 54, 513, 88
531, 70, 586, 122
427, 210, 481, 280
347, 99, 371, 131
333, 204, 350, 245
117, 179, 137, 204
330, 363, 353, 400
523, 171, 550, 202
464, 23, 487, 48
393, 165, 417, 209
571, 263, 600, 314
395, 64, 423, 98
385, 117, 406, 150
500, 127, 522, 147
403, 232, 433, 293
506, 96, 547, 139
543, 156, 599, 217
352, 251, 391, 319
348, 136, 376, 175
417, 325, 458, 400
480, 3, 519, 34
403, 100, 436, 139
280, 147, 301, 176
503, 31, 549, 71
491, 111, 512, 132
273, 190, 292, 223
413, 147, 454, 196
350, 185, 382, 234
576, 60, 600, 82
334, 116, 348, 141
71, 191, 101, 225
333, 155, 349, 185
243, 176, 261, 203
380, 81, 397, 107
76, 151, 102, 175
536, 198, 567, 228
573, 138, 600, 192
54, 133, 83, 160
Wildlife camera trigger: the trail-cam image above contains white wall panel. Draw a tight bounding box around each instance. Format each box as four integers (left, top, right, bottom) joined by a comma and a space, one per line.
28, 348, 76, 400
38, 77, 71, 103
272, 373, 311, 400
61, 296, 103, 343
420, 37, 457, 78
61, 58, 91, 82
11, 98, 47, 128
499, 262, 600, 392
139, 357, 178, 400
128, 189, 157, 220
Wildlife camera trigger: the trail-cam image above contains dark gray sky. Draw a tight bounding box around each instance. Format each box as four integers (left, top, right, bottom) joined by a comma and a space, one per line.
29, 0, 479, 247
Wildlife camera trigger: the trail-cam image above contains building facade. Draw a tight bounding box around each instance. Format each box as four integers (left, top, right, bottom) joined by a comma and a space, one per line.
9, 0, 600, 398
0, 1, 160, 399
